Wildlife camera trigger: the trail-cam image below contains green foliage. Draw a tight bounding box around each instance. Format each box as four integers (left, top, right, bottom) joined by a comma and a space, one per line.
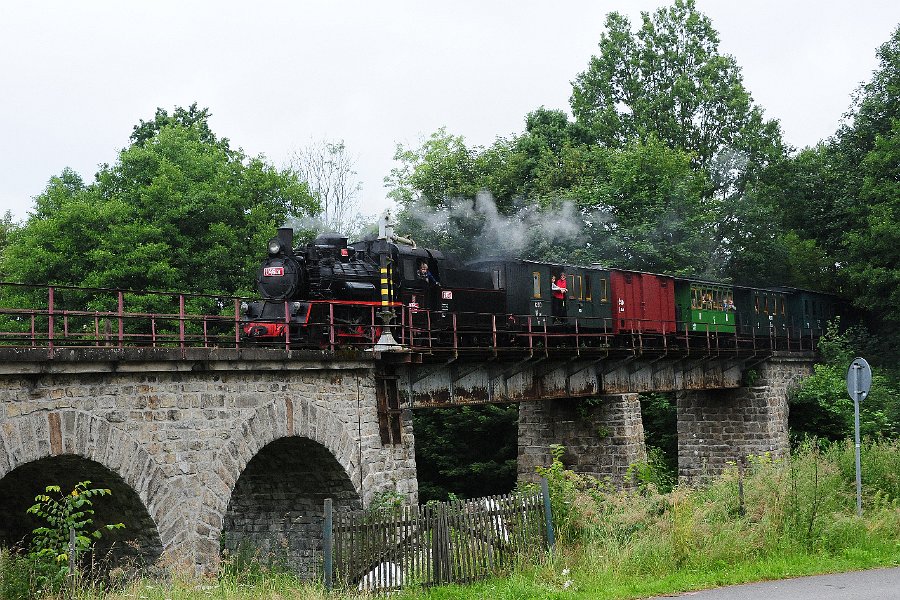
570, 0, 782, 178
638, 393, 678, 486
0, 105, 318, 313
627, 447, 677, 494
0, 481, 126, 598
413, 404, 519, 503
27, 481, 124, 565
534, 445, 609, 544
534, 440, 900, 590
790, 321, 900, 440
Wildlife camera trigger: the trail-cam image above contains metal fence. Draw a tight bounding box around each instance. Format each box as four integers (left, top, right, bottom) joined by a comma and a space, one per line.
323, 480, 554, 592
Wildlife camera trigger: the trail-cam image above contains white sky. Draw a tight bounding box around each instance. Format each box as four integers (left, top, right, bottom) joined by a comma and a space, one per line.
1, 1, 899, 223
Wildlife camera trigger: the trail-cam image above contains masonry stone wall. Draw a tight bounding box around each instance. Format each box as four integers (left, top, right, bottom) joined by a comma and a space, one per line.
677, 356, 815, 482
0, 361, 417, 574
518, 394, 647, 485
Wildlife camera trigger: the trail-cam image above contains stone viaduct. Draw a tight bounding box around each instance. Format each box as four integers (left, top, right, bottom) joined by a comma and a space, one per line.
0, 346, 815, 575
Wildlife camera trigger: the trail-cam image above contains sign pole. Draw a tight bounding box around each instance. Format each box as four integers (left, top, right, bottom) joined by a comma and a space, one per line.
846, 357, 871, 518
853, 379, 862, 517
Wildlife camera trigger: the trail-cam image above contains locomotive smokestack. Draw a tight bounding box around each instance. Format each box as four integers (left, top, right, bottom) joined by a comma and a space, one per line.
277, 228, 294, 255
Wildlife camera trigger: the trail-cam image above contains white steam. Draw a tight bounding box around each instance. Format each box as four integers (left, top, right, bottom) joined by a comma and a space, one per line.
404, 191, 612, 262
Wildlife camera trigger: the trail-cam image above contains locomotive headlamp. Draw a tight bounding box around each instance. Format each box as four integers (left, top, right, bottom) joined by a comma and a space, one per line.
291, 302, 302, 313
267, 238, 282, 255
240, 301, 249, 314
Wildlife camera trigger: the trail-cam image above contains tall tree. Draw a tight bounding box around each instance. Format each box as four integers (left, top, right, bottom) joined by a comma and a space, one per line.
570, 0, 783, 193
290, 140, 365, 236
1, 106, 318, 311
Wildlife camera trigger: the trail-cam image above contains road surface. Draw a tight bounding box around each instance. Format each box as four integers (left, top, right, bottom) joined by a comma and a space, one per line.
646, 567, 900, 599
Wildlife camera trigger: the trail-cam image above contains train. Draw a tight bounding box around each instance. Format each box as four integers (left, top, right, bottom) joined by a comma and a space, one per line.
240, 215, 837, 352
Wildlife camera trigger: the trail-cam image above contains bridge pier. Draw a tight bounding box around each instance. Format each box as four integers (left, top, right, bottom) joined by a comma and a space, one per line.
677, 356, 815, 482
0, 349, 418, 575
517, 394, 647, 485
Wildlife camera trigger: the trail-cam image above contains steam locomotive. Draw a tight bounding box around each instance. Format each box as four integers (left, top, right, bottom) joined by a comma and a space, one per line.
241, 218, 505, 347
241, 216, 838, 351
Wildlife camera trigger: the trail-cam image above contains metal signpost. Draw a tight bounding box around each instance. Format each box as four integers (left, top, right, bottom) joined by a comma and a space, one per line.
846, 357, 872, 517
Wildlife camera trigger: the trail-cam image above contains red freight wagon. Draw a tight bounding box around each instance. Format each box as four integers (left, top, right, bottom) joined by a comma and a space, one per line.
609, 270, 675, 334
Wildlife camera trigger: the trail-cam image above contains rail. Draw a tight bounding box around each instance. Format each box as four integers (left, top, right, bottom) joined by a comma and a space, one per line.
0, 281, 823, 358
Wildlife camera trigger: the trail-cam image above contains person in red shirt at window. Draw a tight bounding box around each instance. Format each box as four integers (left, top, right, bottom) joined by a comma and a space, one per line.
551, 270, 567, 323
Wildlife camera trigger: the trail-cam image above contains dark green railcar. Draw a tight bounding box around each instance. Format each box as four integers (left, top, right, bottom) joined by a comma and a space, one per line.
780, 288, 838, 338
674, 279, 737, 333
466, 259, 612, 329
734, 286, 789, 336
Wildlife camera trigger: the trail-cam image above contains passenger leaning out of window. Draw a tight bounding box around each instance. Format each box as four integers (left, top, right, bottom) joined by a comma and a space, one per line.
551, 271, 567, 323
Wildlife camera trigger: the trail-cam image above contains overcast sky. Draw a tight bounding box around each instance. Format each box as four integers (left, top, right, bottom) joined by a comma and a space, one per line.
2, 1, 899, 223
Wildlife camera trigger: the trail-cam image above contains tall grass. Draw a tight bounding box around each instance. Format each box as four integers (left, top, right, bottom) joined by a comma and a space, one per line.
4, 439, 899, 599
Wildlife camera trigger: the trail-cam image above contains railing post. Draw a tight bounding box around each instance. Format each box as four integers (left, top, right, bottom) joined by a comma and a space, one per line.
527, 316, 533, 356
452, 313, 458, 358
574, 318, 580, 355
234, 299, 241, 348
540, 477, 555, 551
47, 286, 55, 354
543, 319, 548, 357
178, 294, 185, 350
284, 300, 290, 351
329, 302, 335, 352
323, 498, 333, 591
118, 291, 125, 347
492, 314, 497, 357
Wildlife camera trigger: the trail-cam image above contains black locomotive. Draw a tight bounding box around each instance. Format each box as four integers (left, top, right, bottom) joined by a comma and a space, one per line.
241, 223, 505, 347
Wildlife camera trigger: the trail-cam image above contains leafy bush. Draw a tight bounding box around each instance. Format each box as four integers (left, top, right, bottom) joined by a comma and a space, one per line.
790, 320, 900, 440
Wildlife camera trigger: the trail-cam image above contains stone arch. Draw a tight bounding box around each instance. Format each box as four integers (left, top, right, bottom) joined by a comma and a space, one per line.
197, 396, 364, 572
0, 410, 171, 563
221, 436, 361, 577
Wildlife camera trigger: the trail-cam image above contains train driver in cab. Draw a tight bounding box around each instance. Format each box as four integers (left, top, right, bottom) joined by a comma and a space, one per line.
417, 261, 440, 285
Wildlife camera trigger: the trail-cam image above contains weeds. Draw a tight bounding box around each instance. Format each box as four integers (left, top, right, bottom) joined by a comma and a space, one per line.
3, 440, 899, 599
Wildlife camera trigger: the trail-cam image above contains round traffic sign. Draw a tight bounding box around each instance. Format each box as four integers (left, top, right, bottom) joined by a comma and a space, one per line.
846, 357, 872, 402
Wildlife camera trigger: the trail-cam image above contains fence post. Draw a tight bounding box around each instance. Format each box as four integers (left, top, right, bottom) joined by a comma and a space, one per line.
540, 477, 555, 551
323, 498, 333, 591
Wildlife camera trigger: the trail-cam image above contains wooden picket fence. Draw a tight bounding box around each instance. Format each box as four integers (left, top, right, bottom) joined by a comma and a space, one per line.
322, 479, 554, 592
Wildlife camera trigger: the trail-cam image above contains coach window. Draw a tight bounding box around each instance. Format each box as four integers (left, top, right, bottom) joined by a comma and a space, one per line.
570, 274, 582, 300
492, 269, 502, 290
754, 296, 760, 314
533, 272, 541, 298
600, 278, 608, 302
585, 275, 592, 301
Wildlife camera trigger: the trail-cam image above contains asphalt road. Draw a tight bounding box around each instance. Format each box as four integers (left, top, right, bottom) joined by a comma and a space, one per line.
645, 567, 900, 599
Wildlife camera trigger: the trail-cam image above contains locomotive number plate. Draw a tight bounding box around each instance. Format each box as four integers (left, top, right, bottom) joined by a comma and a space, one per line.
442, 290, 453, 300
263, 267, 284, 277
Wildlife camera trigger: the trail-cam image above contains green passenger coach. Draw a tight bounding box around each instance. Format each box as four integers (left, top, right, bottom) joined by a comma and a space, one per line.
675, 280, 737, 333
